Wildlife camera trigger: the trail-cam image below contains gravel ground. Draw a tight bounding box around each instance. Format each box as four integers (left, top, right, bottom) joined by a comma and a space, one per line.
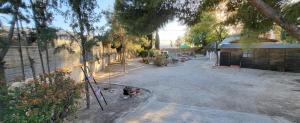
66, 84, 151, 123
109, 56, 300, 123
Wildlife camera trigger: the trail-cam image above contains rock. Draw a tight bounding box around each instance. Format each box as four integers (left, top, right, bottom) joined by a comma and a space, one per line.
25, 78, 34, 84
8, 82, 26, 91
8, 78, 34, 91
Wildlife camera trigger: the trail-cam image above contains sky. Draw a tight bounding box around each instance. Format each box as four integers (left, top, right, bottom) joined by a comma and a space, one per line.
158, 20, 187, 48
50, 0, 115, 31
0, 0, 114, 30
51, 0, 188, 47
0, 0, 187, 48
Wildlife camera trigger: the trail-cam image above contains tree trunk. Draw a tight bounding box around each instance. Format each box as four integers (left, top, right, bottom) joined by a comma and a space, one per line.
0, 16, 16, 83
102, 45, 105, 70
248, 0, 300, 41
0, 13, 16, 121
121, 37, 126, 73
108, 44, 111, 65
45, 45, 51, 74
82, 41, 90, 109
122, 50, 126, 73
38, 46, 46, 75
0, 72, 7, 121
30, 0, 46, 76
20, 20, 37, 80
77, 12, 90, 109
215, 42, 219, 66
45, 45, 53, 83
0, 62, 5, 83
16, 17, 26, 80
26, 48, 36, 80
0, 16, 16, 61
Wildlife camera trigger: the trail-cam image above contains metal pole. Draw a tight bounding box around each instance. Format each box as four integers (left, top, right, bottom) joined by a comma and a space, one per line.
81, 67, 104, 110
86, 67, 108, 105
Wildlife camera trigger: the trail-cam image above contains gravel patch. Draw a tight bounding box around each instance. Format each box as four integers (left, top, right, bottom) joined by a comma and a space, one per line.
66, 84, 151, 123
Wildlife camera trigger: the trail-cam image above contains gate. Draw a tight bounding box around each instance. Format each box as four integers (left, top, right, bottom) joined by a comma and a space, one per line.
220, 52, 231, 66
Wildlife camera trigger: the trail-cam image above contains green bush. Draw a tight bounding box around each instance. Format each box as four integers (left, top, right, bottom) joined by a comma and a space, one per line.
0, 82, 7, 121
0, 71, 82, 123
149, 49, 160, 57
154, 54, 168, 66
143, 59, 150, 64
139, 50, 148, 58
139, 49, 160, 58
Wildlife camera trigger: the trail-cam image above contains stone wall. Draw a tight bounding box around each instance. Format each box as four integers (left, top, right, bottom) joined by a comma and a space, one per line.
162, 48, 199, 54
4, 45, 120, 83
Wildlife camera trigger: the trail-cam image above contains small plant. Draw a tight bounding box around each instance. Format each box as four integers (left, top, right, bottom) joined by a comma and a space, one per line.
139, 50, 148, 58
0, 70, 82, 123
0, 82, 8, 121
154, 54, 168, 66
149, 49, 160, 57
139, 50, 150, 64
143, 59, 150, 64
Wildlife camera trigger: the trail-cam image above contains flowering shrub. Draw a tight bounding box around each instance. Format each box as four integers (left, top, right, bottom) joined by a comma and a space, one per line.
0, 82, 7, 121
0, 71, 82, 123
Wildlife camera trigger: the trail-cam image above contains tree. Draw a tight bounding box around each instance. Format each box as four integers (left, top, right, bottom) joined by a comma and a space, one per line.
185, 12, 217, 48
0, 1, 28, 120
115, 0, 173, 61
115, 0, 300, 42
213, 23, 227, 65
184, 11, 227, 65
20, 24, 37, 80
115, 0, 176, 35
39, 27, 57, 75
0, 0, 28, 82
66, 0, 99, 109
30, 0, 58, 76
95, 30, 111, 69
222, 0, 299, 41
248, 0, 300, 41
16, 16, 25, 80
105, 11, 127, 72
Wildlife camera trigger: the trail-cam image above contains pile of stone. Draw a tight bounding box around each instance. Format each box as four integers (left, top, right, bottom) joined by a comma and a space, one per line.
123, 86, 141, 97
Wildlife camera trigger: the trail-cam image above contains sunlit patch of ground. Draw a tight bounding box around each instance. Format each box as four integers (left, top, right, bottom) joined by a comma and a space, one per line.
109, 55, 299, 123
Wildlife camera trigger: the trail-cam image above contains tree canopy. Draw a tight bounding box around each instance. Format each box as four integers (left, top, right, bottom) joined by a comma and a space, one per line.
185, 12, 217, 47
114, 0, 300, 41
114, 0, 176, 35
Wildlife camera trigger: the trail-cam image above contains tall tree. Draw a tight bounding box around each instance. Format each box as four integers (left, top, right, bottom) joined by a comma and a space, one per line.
185, 12, 217, 48
30, 0, 58, 76
30, 0, 46, 75
106, 12, 127, 72
66, 0, 99, 109
115, 0, 176, 35
184, 10, 227, 65
0, 0, 28, 120
248, 0, 300, 41
224, 0, 300, 41
115, 0, 300, 42
0, 0, 27, 82
39, 27, 57, 75
213, 23, 227, 65
16, 16, 25, 80
20, 24, 37, 80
